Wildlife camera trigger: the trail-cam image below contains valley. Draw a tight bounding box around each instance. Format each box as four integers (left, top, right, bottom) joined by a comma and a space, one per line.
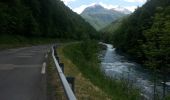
0, 0, 170, 100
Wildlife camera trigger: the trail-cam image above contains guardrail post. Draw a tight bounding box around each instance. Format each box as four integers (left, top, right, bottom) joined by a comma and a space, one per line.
56, 56, 60, 62
53, 46, 57, 56
53, 46, 60, 62
66, 77, 75, 93
52, 46, 77, 100
59, 63, 64, 73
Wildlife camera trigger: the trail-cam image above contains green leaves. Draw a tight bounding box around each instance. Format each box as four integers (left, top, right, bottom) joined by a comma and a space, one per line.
80, 40, 99, 61
112, 0, 170, 64
143, 6, 170, 72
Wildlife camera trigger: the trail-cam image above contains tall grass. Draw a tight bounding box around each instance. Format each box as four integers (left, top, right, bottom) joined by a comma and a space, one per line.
63, 40, 140, 100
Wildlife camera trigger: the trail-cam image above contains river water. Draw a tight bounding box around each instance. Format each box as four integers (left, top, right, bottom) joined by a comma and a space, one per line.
99, 43, 165, 100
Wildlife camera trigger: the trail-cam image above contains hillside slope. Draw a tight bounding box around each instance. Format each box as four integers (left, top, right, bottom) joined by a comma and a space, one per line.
112, 0, 170, 77
0, 0, 97, 39
101, 17, 125, 33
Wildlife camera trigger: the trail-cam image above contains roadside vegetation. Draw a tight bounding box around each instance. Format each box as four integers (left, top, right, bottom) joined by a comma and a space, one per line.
61, 40, 140, 100
58, 43, 111, 100
0, 34, 75, 50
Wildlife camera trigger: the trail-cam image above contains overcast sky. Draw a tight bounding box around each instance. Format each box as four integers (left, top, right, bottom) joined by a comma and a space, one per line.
61, 0, 147, 14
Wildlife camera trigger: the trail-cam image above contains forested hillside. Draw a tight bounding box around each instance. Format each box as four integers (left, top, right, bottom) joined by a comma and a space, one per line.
112, 0, 170, 64
101, 17, 125, 34
0, 0, 97, 40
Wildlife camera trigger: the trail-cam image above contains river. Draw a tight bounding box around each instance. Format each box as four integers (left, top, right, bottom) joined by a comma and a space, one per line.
99, 43, 168, 100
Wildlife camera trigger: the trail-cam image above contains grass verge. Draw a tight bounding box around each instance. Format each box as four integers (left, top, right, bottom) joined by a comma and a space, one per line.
46, 53, 67, 100
61, 42, 140, 100
57, 44, 111, 100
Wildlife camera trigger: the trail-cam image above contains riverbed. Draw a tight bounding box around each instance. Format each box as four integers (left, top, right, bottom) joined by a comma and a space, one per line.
99, 43, 166, 100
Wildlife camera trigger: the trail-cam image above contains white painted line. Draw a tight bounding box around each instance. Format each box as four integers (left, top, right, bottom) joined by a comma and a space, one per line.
166, 82, 170, 86
41, 62, 46, 74
161, 82, 170, 86
45, 54, 48, 58
0, 64, 14, 70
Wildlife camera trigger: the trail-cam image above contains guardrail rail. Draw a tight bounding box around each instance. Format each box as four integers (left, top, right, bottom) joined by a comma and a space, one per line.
52, 46, 77, 100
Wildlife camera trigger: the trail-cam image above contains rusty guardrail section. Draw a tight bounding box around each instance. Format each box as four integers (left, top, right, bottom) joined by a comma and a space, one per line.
52, 46, 77, 100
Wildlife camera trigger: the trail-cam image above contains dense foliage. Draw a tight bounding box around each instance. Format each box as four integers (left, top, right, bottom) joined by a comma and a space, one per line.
143, 7, 170, 70
112, 0, 170, 65
101, 18, 124, 34
111, 0, 170, 98
99, 17, 127, 42
0, 0, 97, 40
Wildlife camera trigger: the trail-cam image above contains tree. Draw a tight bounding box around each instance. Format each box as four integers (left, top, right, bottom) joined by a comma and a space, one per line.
143, 7, 170, 99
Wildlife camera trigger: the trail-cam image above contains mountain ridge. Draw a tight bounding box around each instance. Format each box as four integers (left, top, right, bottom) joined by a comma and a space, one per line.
80, 4, 130, 31
111, 6, 132, 14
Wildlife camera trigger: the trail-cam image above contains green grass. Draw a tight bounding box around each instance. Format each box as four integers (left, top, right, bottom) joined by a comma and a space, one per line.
63, 42, 140, 100
58, 44, 111, 100
165, 93, 170, 100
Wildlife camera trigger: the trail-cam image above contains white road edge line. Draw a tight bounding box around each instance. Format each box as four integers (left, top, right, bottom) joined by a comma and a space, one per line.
41, 62, 46, 74
45, 54, 48, 58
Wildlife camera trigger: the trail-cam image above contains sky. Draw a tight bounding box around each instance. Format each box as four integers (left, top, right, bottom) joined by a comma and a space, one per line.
61, 0, 147, 14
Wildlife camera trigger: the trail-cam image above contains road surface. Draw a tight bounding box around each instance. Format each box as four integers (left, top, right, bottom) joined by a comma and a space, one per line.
0, 45, 50, 100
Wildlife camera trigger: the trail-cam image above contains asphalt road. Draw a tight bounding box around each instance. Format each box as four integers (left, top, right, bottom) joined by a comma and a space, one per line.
0, 45, 50, 100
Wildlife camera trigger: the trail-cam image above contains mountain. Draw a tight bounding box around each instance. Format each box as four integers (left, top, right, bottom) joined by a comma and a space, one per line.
0, 0, 97, 39
101, 17, 125, 33
111, 6, 132, 14
81, 4, 127, 31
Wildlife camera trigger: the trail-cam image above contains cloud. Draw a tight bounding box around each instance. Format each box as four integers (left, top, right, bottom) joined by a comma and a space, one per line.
98, 2, 118, 9
61, 0, 76, 5
73, 2, 118, 14
124, 0, 146, 3
73, 2, 138, 14
125, 6, 138, 12
98, 2, 138, 12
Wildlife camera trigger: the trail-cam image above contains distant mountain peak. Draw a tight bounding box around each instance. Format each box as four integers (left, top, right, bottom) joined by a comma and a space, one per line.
90, 4, 103, 8
111, 6, 132, 14
81, 4, 126, 31
83, 4, 104, 11
81, 4, 106, 14
82, 4, 131, 15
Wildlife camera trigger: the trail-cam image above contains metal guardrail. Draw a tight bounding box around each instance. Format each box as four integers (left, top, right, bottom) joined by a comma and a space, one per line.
52, 46, 77, 100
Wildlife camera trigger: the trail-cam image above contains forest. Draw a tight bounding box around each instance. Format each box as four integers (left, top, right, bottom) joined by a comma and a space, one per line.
104, 0, 170, 98
0, 0, 97, 40
109, 0, 170, 71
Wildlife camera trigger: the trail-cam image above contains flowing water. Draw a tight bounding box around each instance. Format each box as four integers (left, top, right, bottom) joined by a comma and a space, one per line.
99, 43, 167, 100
